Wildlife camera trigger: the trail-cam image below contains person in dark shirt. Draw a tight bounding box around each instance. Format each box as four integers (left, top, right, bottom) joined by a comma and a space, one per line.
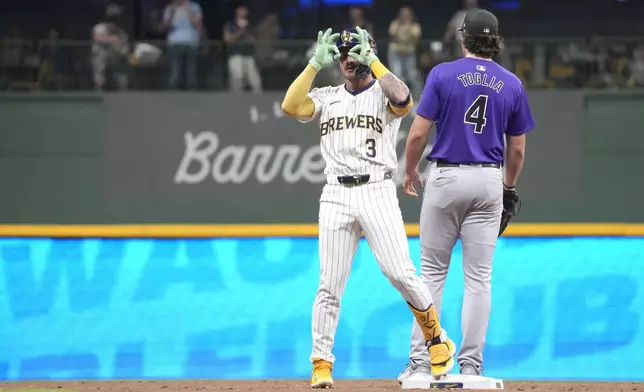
223, 5, 262, 93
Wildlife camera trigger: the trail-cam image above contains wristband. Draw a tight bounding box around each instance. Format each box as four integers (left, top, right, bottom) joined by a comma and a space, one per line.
369, 60, 389, 79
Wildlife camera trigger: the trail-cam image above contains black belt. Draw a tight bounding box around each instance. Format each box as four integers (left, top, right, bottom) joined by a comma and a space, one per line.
336, 171, 392, 185
433, 160, 500, 168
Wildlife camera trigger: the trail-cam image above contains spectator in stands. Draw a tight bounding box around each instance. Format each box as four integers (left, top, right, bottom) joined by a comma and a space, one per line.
547, 45, 578, 88
255, 12, 281, 65
162, 0, 204, 90
586, 34, 614, 88
443, 0, 478, 58
627, 45, 644, 87
388, 6, 421, 96
0, 25, 23, 69
417, 41, 450, 84
0, 26, 23, 89
348, 7, 373, 33
417, 52, 433, 82
91, 6, 130, 90
41, 29, 60, 59
224, 5, 262, 93
514, 54, 534, 87
39, 29, 65, 90
609, 44, 630, 88
145, 9, 167, 40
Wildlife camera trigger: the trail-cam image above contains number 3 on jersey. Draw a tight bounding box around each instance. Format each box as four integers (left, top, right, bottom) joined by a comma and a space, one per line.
366, 138, 376, 158
464, 94, 488, 134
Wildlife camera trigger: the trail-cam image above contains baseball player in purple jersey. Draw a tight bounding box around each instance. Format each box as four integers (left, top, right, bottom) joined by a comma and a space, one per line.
398, 9, 535, 382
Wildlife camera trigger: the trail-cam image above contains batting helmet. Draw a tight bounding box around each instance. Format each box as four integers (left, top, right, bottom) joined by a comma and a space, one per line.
336, 28, 377, 79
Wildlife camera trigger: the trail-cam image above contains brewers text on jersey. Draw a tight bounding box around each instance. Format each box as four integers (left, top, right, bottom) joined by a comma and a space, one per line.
319, 114, 384, 136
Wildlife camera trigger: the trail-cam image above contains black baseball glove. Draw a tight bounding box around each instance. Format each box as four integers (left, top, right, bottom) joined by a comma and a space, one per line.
499, 185, 521, 236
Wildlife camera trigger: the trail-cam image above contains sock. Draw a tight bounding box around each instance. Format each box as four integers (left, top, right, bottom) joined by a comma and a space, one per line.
408, 302, 443, 346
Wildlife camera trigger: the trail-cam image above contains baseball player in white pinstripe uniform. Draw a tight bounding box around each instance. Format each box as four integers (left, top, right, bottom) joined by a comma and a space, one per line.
281, 27, 456, 388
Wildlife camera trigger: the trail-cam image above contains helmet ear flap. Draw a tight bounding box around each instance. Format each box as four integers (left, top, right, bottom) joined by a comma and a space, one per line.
355, 65, 372, 79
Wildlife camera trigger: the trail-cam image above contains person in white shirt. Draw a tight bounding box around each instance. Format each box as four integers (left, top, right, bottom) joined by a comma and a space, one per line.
91, 7, 129, 91
443, 0, 478, 58
162, 0, 204, 89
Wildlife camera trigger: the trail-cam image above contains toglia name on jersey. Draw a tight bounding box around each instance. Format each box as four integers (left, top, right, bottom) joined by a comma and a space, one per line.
456, 72, 504, 93
320, 114, 384, 136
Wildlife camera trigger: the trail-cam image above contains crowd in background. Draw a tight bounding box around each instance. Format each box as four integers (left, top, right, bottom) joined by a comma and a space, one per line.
1, 0, 643, 92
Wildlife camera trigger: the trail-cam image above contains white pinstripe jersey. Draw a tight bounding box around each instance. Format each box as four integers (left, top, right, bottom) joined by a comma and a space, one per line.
299, 80, 403, 177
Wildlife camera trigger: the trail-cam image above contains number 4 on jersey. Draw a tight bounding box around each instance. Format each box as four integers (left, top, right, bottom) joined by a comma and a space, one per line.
464, 94, 488, 134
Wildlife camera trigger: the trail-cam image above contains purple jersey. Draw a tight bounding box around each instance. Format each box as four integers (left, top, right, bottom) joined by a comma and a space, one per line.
416, 57, 535, 164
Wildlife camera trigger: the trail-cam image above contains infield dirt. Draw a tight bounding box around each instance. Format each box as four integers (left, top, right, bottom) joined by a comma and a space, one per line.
0, 380, 643, 392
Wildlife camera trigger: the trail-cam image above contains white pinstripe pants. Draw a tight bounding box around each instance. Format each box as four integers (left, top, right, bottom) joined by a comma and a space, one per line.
311, 179, 434, 363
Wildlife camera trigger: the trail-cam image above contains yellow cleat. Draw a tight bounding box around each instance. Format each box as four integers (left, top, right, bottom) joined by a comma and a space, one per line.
311, 359, 334, 389
429, 336, 456, 377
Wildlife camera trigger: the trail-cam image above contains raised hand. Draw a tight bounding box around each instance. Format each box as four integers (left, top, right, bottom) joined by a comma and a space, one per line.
309, 28, 340, 71
348, 26, 378, 66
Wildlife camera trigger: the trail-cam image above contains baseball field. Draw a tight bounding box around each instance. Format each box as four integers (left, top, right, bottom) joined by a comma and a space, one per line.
0, 380, 643, 391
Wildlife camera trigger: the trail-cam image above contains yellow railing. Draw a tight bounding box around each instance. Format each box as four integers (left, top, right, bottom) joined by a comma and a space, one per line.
1, 223, 643, 238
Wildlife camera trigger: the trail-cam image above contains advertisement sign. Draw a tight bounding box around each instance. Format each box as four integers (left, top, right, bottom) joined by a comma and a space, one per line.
102, 91, 584, 224
0, 236, 642, 381
0, 91, 642, 225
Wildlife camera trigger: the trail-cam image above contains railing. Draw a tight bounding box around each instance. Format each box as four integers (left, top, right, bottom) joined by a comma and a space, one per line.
0, 37, 642, 91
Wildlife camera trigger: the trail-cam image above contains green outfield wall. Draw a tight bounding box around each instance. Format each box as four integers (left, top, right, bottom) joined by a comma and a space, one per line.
0, 91, 641, 225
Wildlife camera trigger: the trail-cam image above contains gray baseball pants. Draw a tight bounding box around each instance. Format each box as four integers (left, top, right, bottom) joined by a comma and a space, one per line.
408, 161, 503, 369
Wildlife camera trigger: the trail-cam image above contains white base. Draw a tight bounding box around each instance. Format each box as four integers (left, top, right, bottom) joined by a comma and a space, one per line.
401, 374, 504, 390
